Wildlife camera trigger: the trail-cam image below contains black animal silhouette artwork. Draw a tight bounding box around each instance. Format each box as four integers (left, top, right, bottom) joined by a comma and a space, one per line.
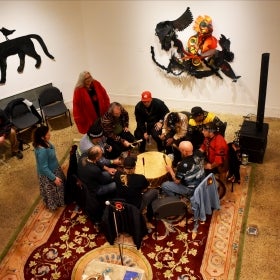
0, 31, 55, 84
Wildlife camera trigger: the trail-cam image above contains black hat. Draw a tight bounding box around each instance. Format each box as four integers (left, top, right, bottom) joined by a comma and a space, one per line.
87, 122, 103, 139
203, 122, 217, 132
191, 106, 203, 117
123, 156, 137, 169
167, 112, 180, 128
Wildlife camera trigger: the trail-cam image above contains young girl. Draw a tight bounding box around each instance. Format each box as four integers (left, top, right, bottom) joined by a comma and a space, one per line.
32, 125, 65, 211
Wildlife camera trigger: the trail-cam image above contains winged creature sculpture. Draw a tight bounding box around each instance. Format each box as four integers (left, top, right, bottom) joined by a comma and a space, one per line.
151, 7, 240, 82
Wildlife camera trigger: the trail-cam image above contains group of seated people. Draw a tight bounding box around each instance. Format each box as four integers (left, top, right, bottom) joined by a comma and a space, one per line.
72, 95, 241, 234
133, 91, 240, 183
75, 144, 159, 231
76, 93, 228, 169
72, 102, 159, 229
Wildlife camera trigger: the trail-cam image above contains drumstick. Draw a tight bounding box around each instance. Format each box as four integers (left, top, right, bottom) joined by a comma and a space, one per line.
163, 154, 168, 165
133, 139, 143, 144
172, 143, 179, 151
142, 157, 145, 176
130, 139, 143, 148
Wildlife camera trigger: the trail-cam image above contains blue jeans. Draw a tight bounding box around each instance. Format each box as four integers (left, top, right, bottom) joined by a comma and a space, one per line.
140, 188, 159, 221
140, 189, 159, 212
97, 181, 117, 196
161, 181, 194, 198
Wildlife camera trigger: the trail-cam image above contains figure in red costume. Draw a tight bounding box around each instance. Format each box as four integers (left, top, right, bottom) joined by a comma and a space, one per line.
185, 15, 217, 66
73, 71, 110, 134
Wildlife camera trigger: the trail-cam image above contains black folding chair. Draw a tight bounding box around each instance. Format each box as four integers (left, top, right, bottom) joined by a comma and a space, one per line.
5, 98, 42, 150
38, 86, 72, 127
152, 196, 188, 240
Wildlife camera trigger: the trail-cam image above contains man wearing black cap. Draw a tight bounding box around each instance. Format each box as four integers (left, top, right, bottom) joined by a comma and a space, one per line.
188, 106, 225, 149
78, 119, 104, 157
78, 120, 122, 174
134, 91, 169, 153
114, 156, 159, 229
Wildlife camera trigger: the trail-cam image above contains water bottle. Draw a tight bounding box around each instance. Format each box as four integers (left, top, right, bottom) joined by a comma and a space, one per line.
241, 154, 248, 165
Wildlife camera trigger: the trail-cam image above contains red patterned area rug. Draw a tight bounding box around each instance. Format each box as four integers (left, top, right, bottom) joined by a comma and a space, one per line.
25, 203, 212, 280
0, 166, 251, 280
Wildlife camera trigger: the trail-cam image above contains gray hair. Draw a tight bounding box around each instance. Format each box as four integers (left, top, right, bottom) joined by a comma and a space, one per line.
108, 102, 123, 114
75, 71, 93, 88
87, 145, 102, 160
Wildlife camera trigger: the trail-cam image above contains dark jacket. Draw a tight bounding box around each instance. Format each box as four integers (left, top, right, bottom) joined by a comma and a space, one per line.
114, 171, 149, 208
134, 98, 169, 134
101, 201, 148, 249
176, 155, 205, 189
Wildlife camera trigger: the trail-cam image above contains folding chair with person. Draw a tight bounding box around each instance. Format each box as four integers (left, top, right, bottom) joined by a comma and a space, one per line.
4, 98, 42, 150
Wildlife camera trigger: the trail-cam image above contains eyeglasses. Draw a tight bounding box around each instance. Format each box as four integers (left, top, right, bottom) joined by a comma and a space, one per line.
84, 75, 92, 82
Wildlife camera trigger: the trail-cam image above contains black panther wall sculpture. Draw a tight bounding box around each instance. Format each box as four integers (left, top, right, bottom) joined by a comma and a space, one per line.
0, 32, 55, 84
151, 7, 240, 82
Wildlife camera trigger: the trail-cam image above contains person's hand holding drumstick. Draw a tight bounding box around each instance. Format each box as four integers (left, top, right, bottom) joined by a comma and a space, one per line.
163, 154, 180, 184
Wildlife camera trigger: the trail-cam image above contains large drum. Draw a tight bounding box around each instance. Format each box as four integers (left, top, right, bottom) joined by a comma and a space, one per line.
135, 151, 172, 188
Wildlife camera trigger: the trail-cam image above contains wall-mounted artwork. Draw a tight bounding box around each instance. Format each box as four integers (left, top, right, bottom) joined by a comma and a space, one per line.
151, 7, 240, 82
0, 28, 55, 84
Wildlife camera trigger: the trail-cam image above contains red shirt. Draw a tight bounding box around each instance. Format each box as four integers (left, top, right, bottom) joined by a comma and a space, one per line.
200, 134, 228, 166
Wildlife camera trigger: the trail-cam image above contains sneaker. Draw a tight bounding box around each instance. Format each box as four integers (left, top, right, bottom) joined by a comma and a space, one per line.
12, 150, 23, 159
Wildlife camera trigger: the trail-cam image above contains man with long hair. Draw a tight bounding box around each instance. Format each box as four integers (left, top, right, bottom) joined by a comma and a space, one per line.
101, 102, 135, 157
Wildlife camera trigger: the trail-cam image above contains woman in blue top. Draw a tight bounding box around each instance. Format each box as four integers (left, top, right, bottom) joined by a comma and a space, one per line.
32, 125, 65, 211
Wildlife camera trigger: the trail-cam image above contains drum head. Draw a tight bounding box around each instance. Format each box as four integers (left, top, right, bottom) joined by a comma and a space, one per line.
135, 151, 172, 179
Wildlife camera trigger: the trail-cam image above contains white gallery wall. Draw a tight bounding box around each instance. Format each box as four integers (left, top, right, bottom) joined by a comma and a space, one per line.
0, 1, 279, 117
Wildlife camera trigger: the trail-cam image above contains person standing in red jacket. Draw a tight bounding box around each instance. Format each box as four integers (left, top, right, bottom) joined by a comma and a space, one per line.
73, 71, 110, 134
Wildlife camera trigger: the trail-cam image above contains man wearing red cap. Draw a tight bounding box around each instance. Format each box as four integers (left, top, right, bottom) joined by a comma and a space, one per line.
134, 91, 169, 153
